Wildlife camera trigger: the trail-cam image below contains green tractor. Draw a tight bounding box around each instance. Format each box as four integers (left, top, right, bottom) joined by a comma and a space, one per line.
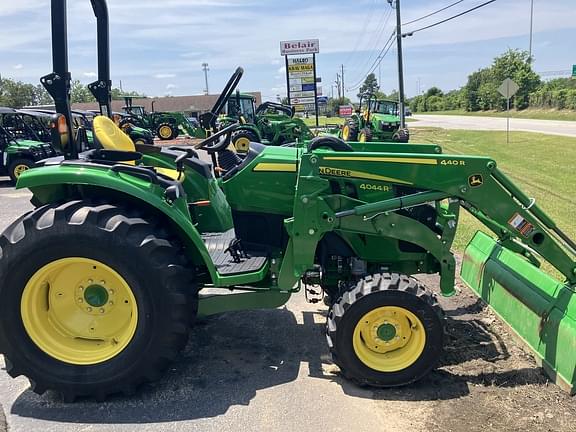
217, 89, 314, 152
342, 95, 409, 143
0, 122, 58, 183
121, 97, 205, 141
1, 0, 576, 402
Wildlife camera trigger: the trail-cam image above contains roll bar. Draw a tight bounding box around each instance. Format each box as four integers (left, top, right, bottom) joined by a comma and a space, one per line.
40, 0, 111, 159
199, 67, 244, 132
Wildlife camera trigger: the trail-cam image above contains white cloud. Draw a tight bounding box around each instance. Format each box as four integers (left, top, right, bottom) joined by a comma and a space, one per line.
83, 71, 97, 77
277, 66, 286, 74
166, 83, 177, 90
154, 73, 176, 79
13, 64, 23, 70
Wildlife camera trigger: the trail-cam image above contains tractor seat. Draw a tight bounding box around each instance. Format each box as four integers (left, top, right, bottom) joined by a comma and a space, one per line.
93, 116, 183, 181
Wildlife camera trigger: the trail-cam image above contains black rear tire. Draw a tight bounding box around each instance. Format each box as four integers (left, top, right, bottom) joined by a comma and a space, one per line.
157, 123, 177, 140
0, 201, 196, 400
231, 129, 259, 152
327, 273, 444, 388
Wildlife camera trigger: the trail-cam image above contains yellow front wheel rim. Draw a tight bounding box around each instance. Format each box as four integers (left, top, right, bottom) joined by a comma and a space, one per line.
359, 133, 366, 143
21, 258, 138, 365
13, 164, 30, 178
353, 306, 425, 372
159, 125, 172, 139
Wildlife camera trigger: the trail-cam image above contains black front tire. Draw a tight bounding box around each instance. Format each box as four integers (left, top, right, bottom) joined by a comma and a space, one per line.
0, 201, 196, 400
392, 128, 410, 143
8, 158, 35, 184
342, 119, 359, 141
327, 273, 444, 388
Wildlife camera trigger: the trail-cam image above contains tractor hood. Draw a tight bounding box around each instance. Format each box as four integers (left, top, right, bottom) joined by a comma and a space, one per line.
371, 113, 400, 125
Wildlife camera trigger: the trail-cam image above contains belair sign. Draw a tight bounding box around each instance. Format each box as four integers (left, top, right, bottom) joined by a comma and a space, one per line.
280, 39, 320, 56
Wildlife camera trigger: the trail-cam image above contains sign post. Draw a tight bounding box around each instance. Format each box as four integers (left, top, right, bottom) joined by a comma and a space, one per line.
572, 64, 576, 78
281, 39, 320, 128
498, 78, 520, 144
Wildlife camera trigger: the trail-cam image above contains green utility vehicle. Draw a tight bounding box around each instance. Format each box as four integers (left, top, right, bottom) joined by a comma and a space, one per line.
0, 123, 58, 183
121, 97, 205, 140
1, 0, 576, 402
218, 91, 314, 152
342, 95, 409, 143
0, 108, 53, 143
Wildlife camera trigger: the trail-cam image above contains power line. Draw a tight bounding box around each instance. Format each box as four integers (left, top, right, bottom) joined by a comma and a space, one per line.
402, 0, 465, 26
403, 0, 498, 36
343, 0, 381, 65
347, 31, 396, 91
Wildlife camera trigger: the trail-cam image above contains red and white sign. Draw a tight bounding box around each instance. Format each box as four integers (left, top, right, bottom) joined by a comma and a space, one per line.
339, 106, 353, 117
280, 39, 320, 55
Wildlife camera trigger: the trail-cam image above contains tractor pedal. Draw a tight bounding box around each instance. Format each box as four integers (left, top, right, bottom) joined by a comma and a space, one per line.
304, 284, 324, 304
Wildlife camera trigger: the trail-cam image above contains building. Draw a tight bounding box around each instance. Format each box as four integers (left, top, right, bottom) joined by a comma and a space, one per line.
72, 93, 262, 118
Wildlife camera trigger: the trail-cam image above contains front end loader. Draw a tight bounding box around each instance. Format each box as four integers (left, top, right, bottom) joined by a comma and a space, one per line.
0, 0, 574, 402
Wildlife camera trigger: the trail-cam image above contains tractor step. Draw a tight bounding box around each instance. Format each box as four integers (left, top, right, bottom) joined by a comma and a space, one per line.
202, 229, 267, 275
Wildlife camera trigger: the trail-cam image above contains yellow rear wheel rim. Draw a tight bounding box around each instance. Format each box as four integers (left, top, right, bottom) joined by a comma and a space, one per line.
353, 306, 425, 372
159, 125, 172, 139
234, 137, 251, 152
342, 125, 349, 140
13, 164, 30, 178
21, 258, 138, 365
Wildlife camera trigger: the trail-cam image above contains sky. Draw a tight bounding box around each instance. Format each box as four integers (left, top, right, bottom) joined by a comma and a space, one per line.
0, 0, 574, 102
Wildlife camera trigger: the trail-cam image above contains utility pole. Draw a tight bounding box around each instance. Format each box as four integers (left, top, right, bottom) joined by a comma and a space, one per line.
390, 0, 406, 128
341, 64, 345, 100
202, 63, 210, 95
119, 79, 123, 93
528, 0, 534, 63
335, 74, 341, 99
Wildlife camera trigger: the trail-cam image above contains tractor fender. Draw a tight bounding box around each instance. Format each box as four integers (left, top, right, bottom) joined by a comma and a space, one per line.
16, 164, 221, 283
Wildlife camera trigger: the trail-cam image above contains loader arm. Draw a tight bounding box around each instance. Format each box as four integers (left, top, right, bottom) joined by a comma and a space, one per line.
281, 151, 575, 293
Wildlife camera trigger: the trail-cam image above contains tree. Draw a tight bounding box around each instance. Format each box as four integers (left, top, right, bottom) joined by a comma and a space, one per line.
70, 80, 95, 103
491, 49, 540, 110
425, 87, 443, 98
357, 73, 379, 100
0, 78, 37, 108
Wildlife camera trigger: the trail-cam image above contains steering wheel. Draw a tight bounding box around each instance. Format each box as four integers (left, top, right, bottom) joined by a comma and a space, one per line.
193, 123, 239, 154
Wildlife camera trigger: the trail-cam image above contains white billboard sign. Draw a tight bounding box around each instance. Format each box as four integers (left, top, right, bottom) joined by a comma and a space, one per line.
280, 39, 320, 55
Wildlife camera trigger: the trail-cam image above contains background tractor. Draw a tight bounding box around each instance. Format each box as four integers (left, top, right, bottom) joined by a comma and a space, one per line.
342, 95, 409, 143
1, 0, 575, 404
218, 91, 315, 152
120, 97, 205, 140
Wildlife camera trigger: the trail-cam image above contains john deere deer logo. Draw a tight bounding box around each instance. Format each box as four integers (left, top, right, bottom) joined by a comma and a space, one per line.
468, 174, 484, 187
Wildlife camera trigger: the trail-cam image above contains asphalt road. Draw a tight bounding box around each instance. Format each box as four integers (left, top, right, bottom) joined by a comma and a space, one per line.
411, 114, 576, 137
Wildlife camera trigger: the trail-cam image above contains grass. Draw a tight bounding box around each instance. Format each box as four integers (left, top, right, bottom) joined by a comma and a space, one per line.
418, 109, 576, 122
411, 128, 576, 259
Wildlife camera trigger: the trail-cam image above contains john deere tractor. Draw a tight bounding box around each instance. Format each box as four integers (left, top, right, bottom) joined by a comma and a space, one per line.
217, 89, 314, 152
1, 0, 575, 402
120, 97, 205, 141
342, 94, 409, 143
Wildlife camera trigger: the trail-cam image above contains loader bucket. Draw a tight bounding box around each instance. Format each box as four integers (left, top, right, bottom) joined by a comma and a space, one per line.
461, 231, 576, 394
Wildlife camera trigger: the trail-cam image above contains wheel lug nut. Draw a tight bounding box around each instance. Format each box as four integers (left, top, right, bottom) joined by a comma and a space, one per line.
86, 307, 92, 312
109, 301, 114, 306
109, 289, 114, 295
100, 280, 106, 285
100, 308, 105, 313
78, 298, 83, 303
79, 286, 84, 291
88, 279, 93, 284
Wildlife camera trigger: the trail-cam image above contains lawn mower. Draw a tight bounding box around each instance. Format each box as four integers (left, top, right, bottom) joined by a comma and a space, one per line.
342, 94, 409, 143
0, 0, 575, 402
